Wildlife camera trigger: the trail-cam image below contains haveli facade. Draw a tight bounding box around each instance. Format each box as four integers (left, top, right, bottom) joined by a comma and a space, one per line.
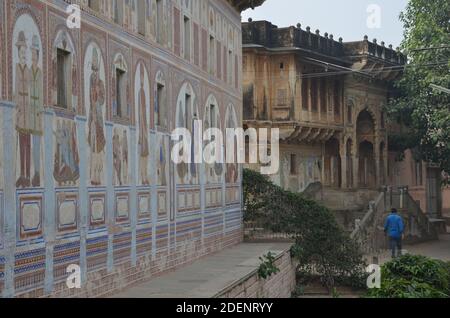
0, 0, 264, 298
242, 20, 403, 213
242, 19, 447, 225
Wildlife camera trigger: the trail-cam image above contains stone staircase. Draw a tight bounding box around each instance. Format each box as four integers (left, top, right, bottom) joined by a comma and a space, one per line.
351, 186, 440, 255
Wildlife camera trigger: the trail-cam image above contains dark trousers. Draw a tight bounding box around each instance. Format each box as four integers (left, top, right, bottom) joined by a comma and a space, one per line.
389, 237, 403, 258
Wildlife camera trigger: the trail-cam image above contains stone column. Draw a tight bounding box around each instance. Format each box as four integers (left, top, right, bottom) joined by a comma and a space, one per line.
129, 126, 138, 265
340, 142, 347, 189
353, 151, 359, 189
105, 122, 114, 272
150, 131, 158, 260
76, 115, 88, 285
321, 143, 326, 184
375, 137, 381, 188
43, 108, 56, 295
1, 101, 16, 298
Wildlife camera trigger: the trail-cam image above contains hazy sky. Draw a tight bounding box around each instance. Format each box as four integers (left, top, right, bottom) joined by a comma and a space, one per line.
242, 0, 408, 47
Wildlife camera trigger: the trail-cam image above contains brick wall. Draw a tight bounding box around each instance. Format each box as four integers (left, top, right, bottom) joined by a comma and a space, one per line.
215, 248, 296, 299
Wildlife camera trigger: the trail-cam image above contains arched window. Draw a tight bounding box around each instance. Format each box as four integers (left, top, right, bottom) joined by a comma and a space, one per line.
112, 53, 129, 119
52, 30, 77, 111
154, 70, 167, 129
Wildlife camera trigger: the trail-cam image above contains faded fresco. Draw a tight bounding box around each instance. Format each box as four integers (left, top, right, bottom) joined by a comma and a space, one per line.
225, 104, 239, 184
53, 119, 79, 186
175, 82, 199, 185
84, 42, 106, 186
0, 0, 248, 298
135, 62, 151, 186
157, 134, 168, 186
113, 126, 129, 186
12, 13, 44, 189
204, 94, 223, 184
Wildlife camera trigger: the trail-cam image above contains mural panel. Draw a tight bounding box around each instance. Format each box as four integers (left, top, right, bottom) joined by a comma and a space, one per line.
12, 13, 44, 189
135, 62, 151, 186
175, 82, 199, 185
204, 94, 223, 185
225, 104, 239, 184
113, 126, 129, 186
84, 42, 106, 186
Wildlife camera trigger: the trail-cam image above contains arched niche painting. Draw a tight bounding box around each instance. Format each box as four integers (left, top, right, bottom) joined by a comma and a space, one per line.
204, 94, 222, 184
51, 30, 78, 112
112, 125, 130, 186
134, 62, 151, 186
12, 13, 44, 189
175, 82, 199, 185
225, 104, 239, 184
84, 42, 106, 186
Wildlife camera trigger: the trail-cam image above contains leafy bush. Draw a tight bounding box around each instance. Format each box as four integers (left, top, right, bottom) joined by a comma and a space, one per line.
367, 255, 450, 298
243, 169, 367, 290
257, 252, 280, 279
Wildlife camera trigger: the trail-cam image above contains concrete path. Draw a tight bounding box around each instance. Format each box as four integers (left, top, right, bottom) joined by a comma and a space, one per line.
375, 234, 450, 264
109, 242, 292, 298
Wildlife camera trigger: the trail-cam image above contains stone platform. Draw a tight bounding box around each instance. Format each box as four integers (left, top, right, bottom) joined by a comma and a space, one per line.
109, 242, 295, 298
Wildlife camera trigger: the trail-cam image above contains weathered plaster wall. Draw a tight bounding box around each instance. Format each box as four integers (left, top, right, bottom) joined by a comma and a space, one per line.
0, 0, 246, 298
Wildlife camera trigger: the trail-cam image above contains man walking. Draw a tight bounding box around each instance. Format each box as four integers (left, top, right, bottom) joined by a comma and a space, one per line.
384, 208, 405, 259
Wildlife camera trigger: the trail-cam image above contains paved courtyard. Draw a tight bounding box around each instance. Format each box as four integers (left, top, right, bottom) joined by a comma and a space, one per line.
109, 242, 292, 298
375, 234, 450, 264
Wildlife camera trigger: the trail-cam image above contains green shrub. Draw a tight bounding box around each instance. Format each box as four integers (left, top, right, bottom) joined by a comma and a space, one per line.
367, 254, 450, 298
257, 252, 280, 280
243, 169, 367, 290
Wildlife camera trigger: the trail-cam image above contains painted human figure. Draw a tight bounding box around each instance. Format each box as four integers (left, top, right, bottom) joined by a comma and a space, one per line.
137, 64, 149, 185
14, 31, 31, 188
54, 120, 79, 185
157, 139, 166, 186
87, 48, 106, 186
29, 35, 44, 187
122, 130, 128, 184
113, 128, 122, 185
176, 104, 188, 184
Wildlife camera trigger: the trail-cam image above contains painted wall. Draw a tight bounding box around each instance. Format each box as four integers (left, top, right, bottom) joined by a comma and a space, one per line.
0, 0, 245, 297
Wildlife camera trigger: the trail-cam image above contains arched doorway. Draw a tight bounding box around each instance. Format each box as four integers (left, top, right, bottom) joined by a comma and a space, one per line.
324, 138, 341, 188
357, 110, 376, 188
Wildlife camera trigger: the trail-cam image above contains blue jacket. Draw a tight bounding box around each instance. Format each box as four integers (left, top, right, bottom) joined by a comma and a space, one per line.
384, 213, 405, 238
